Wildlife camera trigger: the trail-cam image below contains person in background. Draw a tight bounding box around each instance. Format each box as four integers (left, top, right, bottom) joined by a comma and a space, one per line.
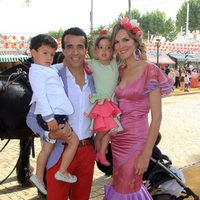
168, 68, 176, 85
165, 65, 170, 75
184, 73, 190, 92
28, 34, 79, 195
174, 68, 180, 88
27, 27, 96, 200
104, 17, 173, 199
86, 31, 123, 166
179, 67, 186, 91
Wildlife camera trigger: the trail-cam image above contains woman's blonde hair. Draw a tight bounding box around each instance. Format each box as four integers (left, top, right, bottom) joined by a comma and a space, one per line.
111, 22, 146, 58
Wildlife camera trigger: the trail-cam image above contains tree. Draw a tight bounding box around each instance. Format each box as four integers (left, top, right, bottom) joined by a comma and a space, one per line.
176, 0, 200, 32
140, 10, 177, 41
48, 28, 64, 39
23, 0, 31, 6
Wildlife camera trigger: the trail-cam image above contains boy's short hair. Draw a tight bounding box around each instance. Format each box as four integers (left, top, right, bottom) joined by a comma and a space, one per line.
30, 34, 57, 51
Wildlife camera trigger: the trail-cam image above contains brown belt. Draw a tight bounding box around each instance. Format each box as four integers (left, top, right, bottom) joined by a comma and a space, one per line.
78, 137, 94, 147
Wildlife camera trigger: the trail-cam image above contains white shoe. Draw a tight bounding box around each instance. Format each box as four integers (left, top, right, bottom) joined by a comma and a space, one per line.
30, 175, 47, 195
55, 171, 77, 183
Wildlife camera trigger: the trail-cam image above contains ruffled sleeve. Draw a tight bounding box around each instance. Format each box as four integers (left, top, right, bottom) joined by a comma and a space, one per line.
144, 63, 174, 96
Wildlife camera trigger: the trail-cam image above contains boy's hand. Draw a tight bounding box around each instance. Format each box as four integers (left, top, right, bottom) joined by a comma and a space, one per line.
47, 119, 58, 131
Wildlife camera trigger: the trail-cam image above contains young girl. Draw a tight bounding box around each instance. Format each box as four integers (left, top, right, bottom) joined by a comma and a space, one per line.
86, 32, 123, 166
28, 34, 79, 195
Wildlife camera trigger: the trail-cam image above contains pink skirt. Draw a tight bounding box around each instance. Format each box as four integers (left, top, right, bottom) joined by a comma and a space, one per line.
88, 100, 121, 132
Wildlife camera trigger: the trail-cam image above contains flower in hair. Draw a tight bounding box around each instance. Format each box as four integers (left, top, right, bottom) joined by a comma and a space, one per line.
120, 17, 143, 37
99, 29, 108, 35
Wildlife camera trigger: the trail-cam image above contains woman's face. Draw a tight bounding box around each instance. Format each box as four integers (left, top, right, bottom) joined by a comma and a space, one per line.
114, 29, 137, 61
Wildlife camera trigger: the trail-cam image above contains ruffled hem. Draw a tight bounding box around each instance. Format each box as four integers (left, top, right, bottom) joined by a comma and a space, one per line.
87, 100, 122, 132
104, 184, 153, 200
144, 63, 174, 97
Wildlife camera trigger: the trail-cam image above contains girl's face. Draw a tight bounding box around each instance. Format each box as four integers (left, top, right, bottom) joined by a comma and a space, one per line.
114, 29, 137, 61
31, 45, 56, 67
95, 39, 113, 65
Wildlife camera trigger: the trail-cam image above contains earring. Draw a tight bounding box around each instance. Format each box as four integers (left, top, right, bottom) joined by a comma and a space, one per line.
133, 48, 141, 61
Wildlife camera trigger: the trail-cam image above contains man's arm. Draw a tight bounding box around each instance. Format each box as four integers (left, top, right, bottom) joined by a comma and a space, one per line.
26, 103, 72, 142
26, 103, 51, 141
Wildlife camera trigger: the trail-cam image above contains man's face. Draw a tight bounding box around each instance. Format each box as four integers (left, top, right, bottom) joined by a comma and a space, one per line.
62, 34, 87, 68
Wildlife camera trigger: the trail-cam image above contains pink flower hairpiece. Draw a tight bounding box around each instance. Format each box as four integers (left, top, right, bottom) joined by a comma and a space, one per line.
120, 17, 143, 37
99, 29, 108, 35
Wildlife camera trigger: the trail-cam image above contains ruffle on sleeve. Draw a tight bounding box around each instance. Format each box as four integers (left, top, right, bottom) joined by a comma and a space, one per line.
144, 63, 174, 96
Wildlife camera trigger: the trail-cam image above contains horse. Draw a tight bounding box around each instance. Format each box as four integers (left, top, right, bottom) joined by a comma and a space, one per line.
0, 52, 64, 187
0, 59, 34, 186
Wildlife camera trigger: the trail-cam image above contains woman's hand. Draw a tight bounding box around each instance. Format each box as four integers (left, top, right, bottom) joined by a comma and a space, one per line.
135, 152, 151, 176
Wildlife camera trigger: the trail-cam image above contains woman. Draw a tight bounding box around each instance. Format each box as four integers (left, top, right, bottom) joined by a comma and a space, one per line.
104, 18, 173, 199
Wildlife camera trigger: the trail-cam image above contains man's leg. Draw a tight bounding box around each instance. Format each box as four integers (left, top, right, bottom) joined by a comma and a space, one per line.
46, 156, 70, 200
70, 145, 95, 200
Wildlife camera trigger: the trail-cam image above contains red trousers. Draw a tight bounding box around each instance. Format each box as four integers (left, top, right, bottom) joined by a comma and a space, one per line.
46, 145, 95, 200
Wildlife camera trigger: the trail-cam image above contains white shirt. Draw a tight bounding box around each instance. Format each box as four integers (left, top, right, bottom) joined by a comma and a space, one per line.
29, 64, 73, 120
65, 67, 93, 140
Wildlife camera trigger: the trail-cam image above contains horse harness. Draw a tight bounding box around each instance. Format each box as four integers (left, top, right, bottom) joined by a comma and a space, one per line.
0, 68, 28, 92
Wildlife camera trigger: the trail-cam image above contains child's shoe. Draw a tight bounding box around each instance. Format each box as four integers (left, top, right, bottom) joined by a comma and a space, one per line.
96, 152, 110, 166
30, 175, 47, 195
55, 171, 77, 183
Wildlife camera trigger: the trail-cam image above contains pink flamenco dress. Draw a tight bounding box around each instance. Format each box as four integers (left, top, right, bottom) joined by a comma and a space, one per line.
104, 63, 174, 200
86, 59, 123, 133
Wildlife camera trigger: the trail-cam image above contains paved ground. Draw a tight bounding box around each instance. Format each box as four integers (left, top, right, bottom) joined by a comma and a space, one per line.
0, 92, 200, 200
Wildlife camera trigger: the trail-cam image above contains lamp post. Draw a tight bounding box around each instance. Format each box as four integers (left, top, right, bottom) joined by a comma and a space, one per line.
128, 0, 131, 18
155, 35, 161, 66
90, 0, 93, 33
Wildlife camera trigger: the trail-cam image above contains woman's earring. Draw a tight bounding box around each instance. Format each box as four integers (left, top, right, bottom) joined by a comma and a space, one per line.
133, 48, 141, 61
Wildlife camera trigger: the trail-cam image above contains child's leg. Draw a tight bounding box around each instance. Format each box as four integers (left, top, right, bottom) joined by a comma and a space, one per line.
95, 132, 110, 166
36, 141, 54, 182
58, 132, 79, 175
95, 131, 107, 152
99, 133, 110, 155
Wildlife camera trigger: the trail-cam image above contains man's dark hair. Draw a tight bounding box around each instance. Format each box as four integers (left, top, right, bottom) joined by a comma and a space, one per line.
61, 27, 88, 49
30, 34, 57, 50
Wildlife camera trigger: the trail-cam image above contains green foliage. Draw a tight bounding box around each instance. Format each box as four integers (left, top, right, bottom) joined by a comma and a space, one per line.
140, 10, 176, 41
176, 0, 200, 32
23, 0, 31, 6
48, 28, 64, 39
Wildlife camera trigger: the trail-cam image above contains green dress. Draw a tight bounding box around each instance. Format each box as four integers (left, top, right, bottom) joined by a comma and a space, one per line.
87, 59, 123, 133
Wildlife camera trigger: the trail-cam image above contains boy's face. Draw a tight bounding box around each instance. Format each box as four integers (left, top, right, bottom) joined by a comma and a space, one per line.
31, 45, 56, 67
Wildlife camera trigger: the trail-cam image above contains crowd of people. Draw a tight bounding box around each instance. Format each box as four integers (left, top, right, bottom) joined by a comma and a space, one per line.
161, 63, 200, 92
26, 17, 174, 200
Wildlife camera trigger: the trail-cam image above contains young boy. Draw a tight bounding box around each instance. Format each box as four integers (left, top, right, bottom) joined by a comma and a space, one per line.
29, 34, 79, 195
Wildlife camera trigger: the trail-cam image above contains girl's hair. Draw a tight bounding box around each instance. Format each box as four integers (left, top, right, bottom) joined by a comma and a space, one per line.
94, 35, 112, 49
111, 23, 146, 56
30, 34, 57, 50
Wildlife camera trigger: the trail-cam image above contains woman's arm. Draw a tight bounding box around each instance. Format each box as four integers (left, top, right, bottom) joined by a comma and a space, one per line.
135, 87, 162, 175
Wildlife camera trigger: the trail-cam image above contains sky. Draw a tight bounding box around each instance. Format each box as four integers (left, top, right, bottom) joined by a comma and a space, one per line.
0, 0, 185, 36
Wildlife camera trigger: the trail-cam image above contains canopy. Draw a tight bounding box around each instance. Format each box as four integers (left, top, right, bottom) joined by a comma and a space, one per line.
168, 52, 200, 62
0, 55, 30, 62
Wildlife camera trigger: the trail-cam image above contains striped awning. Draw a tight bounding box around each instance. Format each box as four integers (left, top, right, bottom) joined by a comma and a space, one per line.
0, 55, 31, 62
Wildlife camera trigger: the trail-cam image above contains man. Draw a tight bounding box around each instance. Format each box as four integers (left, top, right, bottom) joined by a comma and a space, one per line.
27, 27, 96, 200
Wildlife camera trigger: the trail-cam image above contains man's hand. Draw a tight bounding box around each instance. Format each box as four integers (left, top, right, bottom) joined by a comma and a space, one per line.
49, 123, 72, 141
47, 119, 58, 131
